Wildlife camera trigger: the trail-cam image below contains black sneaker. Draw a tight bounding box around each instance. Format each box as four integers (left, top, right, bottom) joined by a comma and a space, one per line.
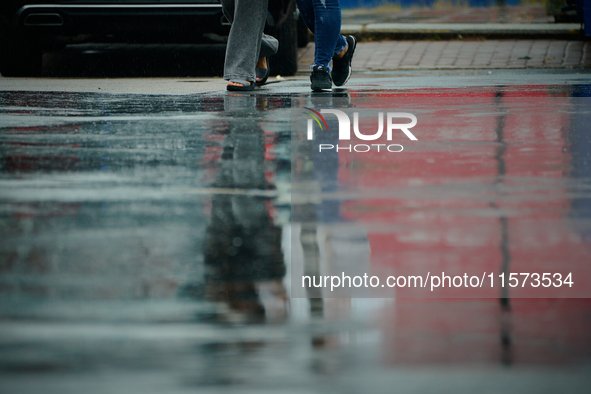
310, 65, 332, 91
331, 35, 356, 87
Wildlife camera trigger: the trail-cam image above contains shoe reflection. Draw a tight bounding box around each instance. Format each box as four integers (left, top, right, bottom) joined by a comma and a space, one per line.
203, 94, 286, 324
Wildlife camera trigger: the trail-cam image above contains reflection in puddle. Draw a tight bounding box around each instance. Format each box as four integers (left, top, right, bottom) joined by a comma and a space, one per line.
202, 95, 286, 324
0, 84, 591, 391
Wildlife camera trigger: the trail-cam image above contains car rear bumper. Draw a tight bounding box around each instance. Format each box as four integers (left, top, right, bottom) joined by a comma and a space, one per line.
11, 3, 226, 39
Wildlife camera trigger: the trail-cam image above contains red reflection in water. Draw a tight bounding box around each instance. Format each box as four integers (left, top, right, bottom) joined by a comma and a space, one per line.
302, 86, 591, 365
331, 89, 591, 298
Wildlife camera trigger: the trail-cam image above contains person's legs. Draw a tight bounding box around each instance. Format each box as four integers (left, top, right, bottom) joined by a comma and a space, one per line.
255, 33, 279, 85
331, 34, 356, 86
221, 0, 269, 85
296, 0, 315, 33
260, 34, 279, 60
296, 0, 347, 70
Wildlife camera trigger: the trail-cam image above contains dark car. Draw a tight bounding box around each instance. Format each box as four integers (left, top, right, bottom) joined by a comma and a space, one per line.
0, 0, 307, 77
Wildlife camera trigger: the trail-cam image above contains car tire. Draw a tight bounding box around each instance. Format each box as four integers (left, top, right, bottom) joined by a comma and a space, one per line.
270, 8, 298, 77
0, 38, 43, 77
297, 14, 309, 48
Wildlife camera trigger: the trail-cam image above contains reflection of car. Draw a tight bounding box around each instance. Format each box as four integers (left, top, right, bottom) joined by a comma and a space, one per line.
0, 0, 308, 77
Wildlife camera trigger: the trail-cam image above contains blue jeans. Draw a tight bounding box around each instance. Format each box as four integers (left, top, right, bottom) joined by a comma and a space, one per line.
296, 0, 347, 71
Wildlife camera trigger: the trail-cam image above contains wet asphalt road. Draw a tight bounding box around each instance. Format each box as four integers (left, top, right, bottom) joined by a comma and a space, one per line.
1, 66, 591, 393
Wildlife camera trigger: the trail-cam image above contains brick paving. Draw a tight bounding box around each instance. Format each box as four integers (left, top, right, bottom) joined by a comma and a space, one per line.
298, 40, 591, 71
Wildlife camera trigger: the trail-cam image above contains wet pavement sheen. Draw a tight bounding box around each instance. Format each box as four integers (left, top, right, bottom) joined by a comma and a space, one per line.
1, 70, 591, 393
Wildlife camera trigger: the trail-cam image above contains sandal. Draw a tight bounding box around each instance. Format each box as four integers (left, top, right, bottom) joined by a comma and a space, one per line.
255, 58, 270, 86
227, 79, 254, 91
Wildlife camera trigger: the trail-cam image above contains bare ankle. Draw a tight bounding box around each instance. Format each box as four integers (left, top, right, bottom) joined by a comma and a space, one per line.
256, 57, 267, 69
335, 45, 347, 59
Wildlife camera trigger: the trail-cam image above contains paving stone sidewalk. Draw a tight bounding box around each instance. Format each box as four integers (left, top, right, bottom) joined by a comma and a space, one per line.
298, 40, 591, 71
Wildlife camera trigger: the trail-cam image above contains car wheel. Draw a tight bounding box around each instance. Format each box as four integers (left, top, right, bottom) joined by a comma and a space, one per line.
0, 38, 43, 77
270, 8, 298, 77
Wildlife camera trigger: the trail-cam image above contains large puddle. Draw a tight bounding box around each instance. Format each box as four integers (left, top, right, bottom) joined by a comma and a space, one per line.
1, 81, 590, 392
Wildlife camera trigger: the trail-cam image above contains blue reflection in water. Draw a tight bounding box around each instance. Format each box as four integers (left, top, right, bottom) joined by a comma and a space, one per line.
569, 89, 591, 240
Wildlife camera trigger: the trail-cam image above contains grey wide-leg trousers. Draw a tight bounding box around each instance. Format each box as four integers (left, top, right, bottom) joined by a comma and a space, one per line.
221, 0, 279, 82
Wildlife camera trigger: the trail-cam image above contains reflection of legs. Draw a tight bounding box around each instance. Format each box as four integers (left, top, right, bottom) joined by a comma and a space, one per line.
301, 222, 323, 315
204, 121, 284, 321
221, 0, 275, 84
